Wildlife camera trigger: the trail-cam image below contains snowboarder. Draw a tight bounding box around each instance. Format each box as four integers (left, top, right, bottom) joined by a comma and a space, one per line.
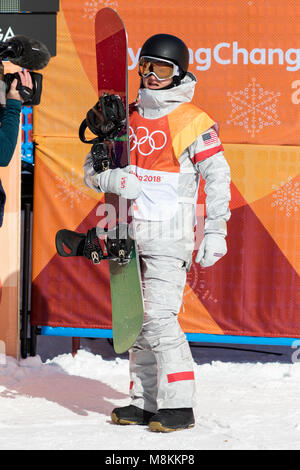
84, 33, 231, 432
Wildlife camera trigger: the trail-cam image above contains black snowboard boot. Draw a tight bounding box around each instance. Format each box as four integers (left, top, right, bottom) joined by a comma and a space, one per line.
111, 405, 155, 425
149, 408, 195, 432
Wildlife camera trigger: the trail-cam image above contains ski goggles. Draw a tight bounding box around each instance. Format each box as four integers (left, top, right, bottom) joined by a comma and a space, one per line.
138, 56, 180, 81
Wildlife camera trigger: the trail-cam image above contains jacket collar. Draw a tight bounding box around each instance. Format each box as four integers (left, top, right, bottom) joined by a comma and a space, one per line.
136, 72, 197, 119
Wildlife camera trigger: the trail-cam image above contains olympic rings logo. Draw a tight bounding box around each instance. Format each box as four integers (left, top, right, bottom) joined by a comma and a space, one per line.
129, 126, 167, 156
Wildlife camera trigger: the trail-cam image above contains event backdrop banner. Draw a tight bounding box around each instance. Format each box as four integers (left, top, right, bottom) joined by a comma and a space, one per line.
31, 0, 299, 339
0, 135, 21, 359
0, 59, 23, 359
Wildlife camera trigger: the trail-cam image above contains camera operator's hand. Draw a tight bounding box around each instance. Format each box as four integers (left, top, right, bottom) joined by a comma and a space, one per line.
6, 69, 33, 103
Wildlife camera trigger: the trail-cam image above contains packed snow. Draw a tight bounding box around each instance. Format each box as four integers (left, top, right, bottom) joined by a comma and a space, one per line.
1, 336, 300, 450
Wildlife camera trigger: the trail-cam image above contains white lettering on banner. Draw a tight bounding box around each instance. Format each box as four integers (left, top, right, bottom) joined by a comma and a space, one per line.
291, 80, 300, 104
128, 43, 300, 72
291, 340, 300, 363
128, 47, 141, 70
214, 42, 231, 65
129, 126, 167, 156
0, 27, 15, 42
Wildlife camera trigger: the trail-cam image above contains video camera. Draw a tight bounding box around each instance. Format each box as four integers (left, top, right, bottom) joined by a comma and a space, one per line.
3, 72, 43, 106
0, 35, 51, 106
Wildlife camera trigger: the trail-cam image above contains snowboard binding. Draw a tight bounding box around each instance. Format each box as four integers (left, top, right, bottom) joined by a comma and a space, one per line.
56, 94, 130, 266
55, 224, 134, 265
79, 93, 126, 144
79, 93, 126, 174
90, 140, 115, 173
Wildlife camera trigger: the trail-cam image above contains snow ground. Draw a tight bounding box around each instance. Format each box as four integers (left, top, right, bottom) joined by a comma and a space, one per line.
1, 336, 300, 451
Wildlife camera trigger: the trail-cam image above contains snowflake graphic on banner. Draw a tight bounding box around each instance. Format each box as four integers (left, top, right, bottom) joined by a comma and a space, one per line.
182, 264, 218, 309
271, 176, 300, 217
227, 78, 281, 138
55, 169, 89, 209
82, 0, 118, 20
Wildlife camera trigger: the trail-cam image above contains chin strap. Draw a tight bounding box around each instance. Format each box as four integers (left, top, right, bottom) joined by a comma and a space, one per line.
162, 76, 180, 89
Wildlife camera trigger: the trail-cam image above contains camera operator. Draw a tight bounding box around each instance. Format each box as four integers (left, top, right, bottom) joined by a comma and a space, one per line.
0, 67, 33, 226
0, 68, 32, 166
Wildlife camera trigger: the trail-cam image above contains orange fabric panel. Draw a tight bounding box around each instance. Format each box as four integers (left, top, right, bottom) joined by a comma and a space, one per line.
32, 141, 102, 280
57, 0, 300, 145
224, 144, 300, 274
130, 111, 179, 172
179, 285, 224, 335
168, 104, 215, 159
0, 136, 21, 358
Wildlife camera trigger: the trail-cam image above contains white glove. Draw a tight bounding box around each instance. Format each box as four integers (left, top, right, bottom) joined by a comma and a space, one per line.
195, 234, 227, 267
98, 166, 142, 199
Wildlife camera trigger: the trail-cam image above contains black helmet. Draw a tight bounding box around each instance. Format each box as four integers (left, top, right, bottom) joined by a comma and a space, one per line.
139, 34, 189, 76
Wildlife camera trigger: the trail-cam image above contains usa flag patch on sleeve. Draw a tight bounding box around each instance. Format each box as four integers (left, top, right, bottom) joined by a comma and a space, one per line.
202, 130, 218, 146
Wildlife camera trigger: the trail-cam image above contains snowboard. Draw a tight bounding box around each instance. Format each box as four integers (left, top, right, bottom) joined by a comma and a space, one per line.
95, 8, 144, 354
56, 8, 144, 354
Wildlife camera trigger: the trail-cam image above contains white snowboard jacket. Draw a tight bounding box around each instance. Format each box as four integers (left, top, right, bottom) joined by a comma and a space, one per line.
84, 72, 231, 262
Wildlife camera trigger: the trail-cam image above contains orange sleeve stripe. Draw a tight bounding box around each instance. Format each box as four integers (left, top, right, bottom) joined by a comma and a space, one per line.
168, 103, 216, 159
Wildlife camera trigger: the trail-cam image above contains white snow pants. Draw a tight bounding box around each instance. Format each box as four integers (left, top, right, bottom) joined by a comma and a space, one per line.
129, 255, 196, 412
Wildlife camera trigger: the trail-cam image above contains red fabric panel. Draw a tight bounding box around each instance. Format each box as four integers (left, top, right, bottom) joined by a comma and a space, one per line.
191, 144, 224, 163
167, 371, 195, 383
